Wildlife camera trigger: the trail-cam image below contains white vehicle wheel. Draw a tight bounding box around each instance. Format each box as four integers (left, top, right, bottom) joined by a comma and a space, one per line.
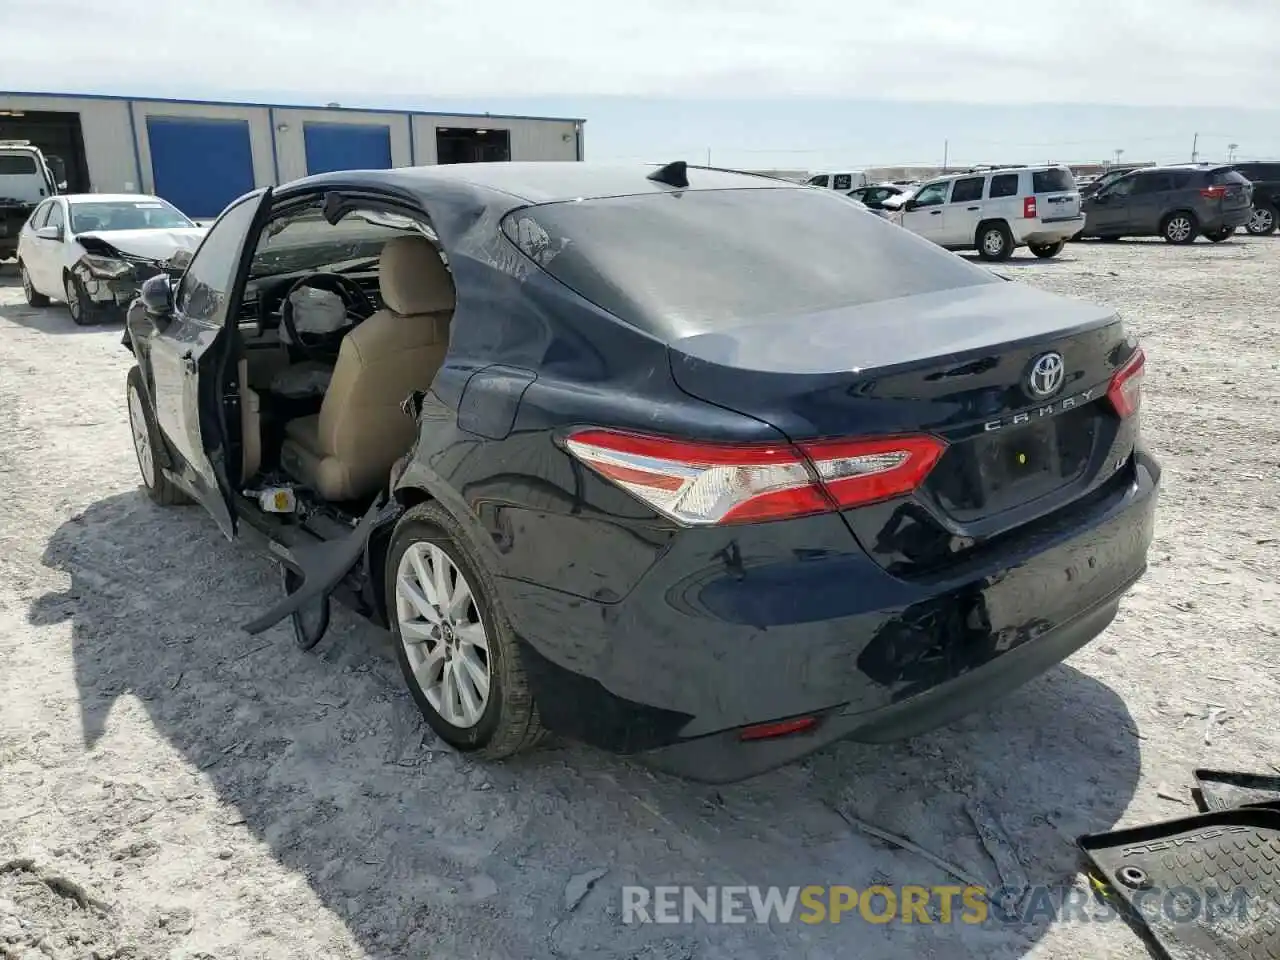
20, 263, 50, 307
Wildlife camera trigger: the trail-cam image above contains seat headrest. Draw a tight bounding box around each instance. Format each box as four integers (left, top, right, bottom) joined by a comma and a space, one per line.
379, 235, 454, 315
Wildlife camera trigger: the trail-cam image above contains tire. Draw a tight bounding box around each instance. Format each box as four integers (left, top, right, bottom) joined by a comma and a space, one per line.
64, 272, 92, 325
1204, 226, 1234, 243
19, 262, 50, 307
1029, 240, 1065, 259
1161, 211, 1198, 245
387, 502, 545, 758
1246, 202, 1278, 236
976, 222, 1014, 261
126, 366, 190, 506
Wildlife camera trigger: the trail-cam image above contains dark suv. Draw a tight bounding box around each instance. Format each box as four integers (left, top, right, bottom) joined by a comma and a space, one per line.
1230, 161, 1280, 235
1077, 164, 1253, 244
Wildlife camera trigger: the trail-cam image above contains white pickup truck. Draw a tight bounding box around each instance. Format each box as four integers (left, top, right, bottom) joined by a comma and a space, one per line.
0, 141, 66, 260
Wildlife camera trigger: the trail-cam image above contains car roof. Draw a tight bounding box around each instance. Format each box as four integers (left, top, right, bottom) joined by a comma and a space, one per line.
285, 162, 792, 207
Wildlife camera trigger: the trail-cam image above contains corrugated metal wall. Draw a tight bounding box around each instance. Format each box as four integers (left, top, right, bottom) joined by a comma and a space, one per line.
0, 92, 583, 203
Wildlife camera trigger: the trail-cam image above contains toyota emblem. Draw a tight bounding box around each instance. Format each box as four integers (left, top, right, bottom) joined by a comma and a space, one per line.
1027, 352, 1066, 398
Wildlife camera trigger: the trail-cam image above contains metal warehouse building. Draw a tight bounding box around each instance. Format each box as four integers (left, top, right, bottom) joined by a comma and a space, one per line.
0, 91, 585, 218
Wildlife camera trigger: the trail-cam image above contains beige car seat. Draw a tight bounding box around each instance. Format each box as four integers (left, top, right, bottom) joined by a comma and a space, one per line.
279, 235, 453, 501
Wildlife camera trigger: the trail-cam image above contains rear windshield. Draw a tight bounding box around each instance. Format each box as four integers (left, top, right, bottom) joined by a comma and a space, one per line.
0, 154, 38, 175
1210, 169, 1250, 186
501, 188, 998, 337
1032, 168, 1075, 193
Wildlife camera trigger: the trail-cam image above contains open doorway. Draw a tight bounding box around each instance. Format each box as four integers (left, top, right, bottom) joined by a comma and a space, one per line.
0, 109, 90, 192
435, 127, 511, 164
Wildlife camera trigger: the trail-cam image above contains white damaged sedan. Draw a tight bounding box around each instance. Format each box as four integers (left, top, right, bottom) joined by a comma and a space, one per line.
16, 193, 207, 325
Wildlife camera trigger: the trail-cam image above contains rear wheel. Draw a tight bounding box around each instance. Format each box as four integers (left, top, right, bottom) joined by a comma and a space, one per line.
976, 222, 1014, 261
126, 366, 190, 506
1204, 226, 1234, 243
387, 502, 545, 758
64, 272, 92, 325
1246, 202, 1277, 236
1161, 211, 1198, 244
1029, 240, 1065, 259
19, 262, 50, 307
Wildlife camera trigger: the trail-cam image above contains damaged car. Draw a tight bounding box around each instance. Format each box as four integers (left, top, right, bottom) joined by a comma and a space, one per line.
122, 161, 1159, 783
16, 193, 205, 325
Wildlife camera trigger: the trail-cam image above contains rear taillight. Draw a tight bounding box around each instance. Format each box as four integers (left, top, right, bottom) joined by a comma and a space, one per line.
562, 429, 946, 525
1106, 348, 1145, 418
1200, 185, 1228, 200
1023, 196, 1038, 218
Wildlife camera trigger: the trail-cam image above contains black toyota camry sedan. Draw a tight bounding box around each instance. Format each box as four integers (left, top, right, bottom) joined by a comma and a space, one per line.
121, 160, 1159, 782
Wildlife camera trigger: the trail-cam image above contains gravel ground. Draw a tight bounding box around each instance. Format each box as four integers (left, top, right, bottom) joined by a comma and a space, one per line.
1, 237, 1277, 960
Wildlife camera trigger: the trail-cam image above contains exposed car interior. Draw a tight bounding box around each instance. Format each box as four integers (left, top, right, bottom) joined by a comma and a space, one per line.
230, 202, 454, 516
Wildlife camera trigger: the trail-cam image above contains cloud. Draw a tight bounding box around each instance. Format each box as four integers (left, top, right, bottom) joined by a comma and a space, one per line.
1, 0, 1276, 107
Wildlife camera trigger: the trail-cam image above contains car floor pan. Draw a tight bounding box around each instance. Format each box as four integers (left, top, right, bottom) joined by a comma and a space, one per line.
1079, 807, 1280, 960
1194, 769, 1280, 813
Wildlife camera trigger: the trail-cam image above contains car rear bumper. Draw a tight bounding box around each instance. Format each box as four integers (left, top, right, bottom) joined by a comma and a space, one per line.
503, 444, 1160, 782
1020, 215, 1085, 244
1210, 207, 1253, 229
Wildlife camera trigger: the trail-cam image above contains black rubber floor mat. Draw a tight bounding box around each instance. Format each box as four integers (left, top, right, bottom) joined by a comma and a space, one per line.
1080, 807, 1280, 960
1196, 770, 1280, 813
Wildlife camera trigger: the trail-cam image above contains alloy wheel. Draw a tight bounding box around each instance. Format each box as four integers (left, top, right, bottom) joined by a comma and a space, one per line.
982, 230, 1005, 257
395, 541, 491, 729
1166, 217, 1192, 243
127, 381, 156, 487
21, 266, 33, 301
1248, 207, 1274, 235
64, 275, 82, 322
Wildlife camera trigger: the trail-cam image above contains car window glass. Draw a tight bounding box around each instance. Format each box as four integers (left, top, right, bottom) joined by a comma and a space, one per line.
176, 195, 262, 323
951, 177, 984, 203
502, 188, 999, 339
833, 174, 852, 190
1032, 168, 1075, 193
807, 175, 829, 188
912, 182, 950, 206
1133, 174, 1170, 194
1210, 169, 1248, 186
69, 199, 193, 233
45, 202, 65, 232
988, 173, 1019, 198
27, 200, 51, 229
1106, 176, 1138, 198
1169, 172, 1194, 189
0, 154, 38, 175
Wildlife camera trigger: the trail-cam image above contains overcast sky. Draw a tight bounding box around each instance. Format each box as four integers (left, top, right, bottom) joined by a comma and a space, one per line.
3, 0, 1279, 167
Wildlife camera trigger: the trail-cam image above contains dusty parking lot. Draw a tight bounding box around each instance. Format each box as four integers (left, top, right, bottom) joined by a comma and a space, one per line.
0, 237, 1277, 960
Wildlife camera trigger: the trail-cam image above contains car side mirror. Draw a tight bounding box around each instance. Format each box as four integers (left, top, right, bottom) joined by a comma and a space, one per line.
140, 274, 174, 316
902, 199, 917, 211
1093, 193, 1110, 204
35, 225, 62, 241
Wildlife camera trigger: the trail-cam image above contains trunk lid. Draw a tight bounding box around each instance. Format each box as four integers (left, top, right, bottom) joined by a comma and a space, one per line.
668, 281, 1139, 573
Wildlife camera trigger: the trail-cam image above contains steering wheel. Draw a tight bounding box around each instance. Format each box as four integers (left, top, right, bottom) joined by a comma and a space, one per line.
279, 272, 374, 361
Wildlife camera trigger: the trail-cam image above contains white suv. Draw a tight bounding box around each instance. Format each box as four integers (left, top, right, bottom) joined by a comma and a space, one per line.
884, 165, 1084, 260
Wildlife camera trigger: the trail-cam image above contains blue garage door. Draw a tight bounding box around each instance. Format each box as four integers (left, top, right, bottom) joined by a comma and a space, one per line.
146, 116, 255, 219
304, 122, 393, 175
